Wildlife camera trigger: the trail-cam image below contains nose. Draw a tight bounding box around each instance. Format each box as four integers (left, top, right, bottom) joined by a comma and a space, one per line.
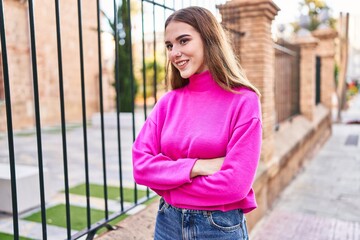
169, 46, 182, 60
170, 51, 182, 61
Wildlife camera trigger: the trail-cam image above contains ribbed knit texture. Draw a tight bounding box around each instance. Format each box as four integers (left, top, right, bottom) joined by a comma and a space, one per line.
133, 70, 262, 213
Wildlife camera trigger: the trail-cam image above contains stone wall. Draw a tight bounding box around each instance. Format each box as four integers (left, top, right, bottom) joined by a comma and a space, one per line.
247, 106, 332, 229
0, 0, 115, 131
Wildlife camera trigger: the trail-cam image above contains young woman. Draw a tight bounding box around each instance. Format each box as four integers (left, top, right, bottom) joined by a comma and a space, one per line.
132, 6, 262, 240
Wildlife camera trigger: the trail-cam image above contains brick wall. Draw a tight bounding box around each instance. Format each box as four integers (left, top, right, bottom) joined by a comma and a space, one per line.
219, 0, 280, 164
218, 0, 335, 231
0, 0, 115, 131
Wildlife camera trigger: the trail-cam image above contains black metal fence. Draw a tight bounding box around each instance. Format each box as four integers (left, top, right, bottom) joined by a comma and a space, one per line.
274, 39, 300, 127
0, 0, 226, 239
315, 55, 321, 105
0, 55, 3, 101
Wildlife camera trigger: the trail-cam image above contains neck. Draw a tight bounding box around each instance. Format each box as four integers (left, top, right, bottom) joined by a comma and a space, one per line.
187, 70, 218, 92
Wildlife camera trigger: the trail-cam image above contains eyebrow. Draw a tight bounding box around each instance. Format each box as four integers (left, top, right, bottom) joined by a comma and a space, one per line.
165, 34, 191, 45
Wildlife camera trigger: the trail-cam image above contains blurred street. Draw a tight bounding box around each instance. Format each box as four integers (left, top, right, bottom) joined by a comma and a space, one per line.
251, 93, 360, 240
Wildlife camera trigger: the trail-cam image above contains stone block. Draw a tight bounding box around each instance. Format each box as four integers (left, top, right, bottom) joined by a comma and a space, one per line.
0, 163, 51, 214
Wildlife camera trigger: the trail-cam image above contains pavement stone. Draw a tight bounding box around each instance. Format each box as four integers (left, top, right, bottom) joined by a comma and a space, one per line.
96, 199, 159, 240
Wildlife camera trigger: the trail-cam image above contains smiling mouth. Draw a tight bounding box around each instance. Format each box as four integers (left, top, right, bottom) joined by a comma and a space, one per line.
176, 60, 188, 67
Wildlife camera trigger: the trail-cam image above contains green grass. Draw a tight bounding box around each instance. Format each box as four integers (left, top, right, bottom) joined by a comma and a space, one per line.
67, 183, 147, 202
23, 184, 153, 235
0, 232, 33, 240
23, 204, 116, 231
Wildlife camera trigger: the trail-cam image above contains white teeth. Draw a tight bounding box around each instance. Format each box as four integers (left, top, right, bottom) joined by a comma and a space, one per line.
177, 60, 187, 66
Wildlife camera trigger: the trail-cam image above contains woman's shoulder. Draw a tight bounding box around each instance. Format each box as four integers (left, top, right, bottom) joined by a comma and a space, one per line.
149, 88, 183, 114
232, 86, 261, 119
146, 88, 185, 124
233, 86, 259, 102
155, 88, 183, 106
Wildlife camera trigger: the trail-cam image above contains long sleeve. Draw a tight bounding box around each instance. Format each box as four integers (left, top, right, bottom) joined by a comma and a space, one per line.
132, 116, 198, 191
132, 70, 262, 212
168, 118, 262, 207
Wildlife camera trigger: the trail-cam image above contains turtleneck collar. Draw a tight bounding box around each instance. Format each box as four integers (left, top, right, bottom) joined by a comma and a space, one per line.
187, 70, 219, 92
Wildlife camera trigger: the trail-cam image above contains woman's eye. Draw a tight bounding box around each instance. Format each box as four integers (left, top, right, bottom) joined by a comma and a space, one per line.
180, 39, 188, 45
166, 44, 173, 50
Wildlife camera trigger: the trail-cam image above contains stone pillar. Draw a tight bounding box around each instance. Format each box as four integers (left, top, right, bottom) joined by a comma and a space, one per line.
312, 28, 338, 109
295, 36, 319, 121
218, 0, 279, 163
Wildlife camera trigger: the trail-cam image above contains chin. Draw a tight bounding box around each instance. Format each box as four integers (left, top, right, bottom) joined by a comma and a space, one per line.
179, 70, 193, 79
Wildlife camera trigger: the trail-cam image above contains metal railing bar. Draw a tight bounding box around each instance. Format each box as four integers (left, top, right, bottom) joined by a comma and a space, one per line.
113, 0, 125, 212
0, 1, 19, 239
28, 1, 48, 238
128, 0, 136, 143
96, 0, 109, 220
274, 40, 300, 124
163, 0, 169, 92
273, 43, 298, 57
76, 0, 91, 229
126, 0, 138, 205
54, 0, 71, 237
152, 4, 158, 104
71, 193, 157, 240
142, 0, 175, 11
141, 0, 148, 120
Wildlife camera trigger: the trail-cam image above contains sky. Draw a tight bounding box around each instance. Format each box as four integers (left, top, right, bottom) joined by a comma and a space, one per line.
101, 0, 360, 49
272, 0, 360, 50
273, 0, 360, 25
272, 0, 360, 80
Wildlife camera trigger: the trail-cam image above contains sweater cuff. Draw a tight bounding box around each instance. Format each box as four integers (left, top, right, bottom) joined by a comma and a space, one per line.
179, 157, 198, 183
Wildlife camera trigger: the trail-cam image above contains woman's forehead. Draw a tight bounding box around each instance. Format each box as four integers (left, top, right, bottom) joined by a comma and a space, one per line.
165, 21, 197, 40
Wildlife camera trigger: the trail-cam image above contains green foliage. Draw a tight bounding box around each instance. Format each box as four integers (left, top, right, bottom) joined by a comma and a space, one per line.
334, 62, 339, 87
141, 56, 166, 98
347, 81, 359, 100
102, 0, 138, 112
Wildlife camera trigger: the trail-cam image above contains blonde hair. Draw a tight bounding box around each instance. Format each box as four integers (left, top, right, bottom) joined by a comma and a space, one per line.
165, 6, 260, 95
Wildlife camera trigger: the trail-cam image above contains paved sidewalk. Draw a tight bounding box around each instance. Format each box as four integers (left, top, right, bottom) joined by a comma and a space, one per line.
251, 94, 360, 240
96, 199, 159, 240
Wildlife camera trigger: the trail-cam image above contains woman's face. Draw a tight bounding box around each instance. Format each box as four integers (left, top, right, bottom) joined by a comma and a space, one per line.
165, 21, 208, 79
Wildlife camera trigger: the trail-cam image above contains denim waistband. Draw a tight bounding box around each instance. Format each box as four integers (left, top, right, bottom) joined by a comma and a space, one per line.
161, 198, 211, 216
160, 198, 243, 216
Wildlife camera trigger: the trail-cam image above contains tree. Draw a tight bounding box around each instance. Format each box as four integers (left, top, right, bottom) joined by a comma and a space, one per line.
141, 55, 166, 99
102, 0, 138, 112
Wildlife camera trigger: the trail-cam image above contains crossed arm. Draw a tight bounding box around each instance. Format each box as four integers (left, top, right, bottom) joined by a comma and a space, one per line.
190, 157, 224, 178
132, 116, 261, 197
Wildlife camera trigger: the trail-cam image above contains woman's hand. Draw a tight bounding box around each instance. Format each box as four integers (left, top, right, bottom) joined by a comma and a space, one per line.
190, 157, 225, 178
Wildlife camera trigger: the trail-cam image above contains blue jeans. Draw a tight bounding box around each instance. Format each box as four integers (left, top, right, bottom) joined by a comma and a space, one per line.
154, 198, 249, 240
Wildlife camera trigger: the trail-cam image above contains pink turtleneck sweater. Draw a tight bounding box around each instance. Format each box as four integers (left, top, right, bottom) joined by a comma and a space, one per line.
132, 71, 262, 213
